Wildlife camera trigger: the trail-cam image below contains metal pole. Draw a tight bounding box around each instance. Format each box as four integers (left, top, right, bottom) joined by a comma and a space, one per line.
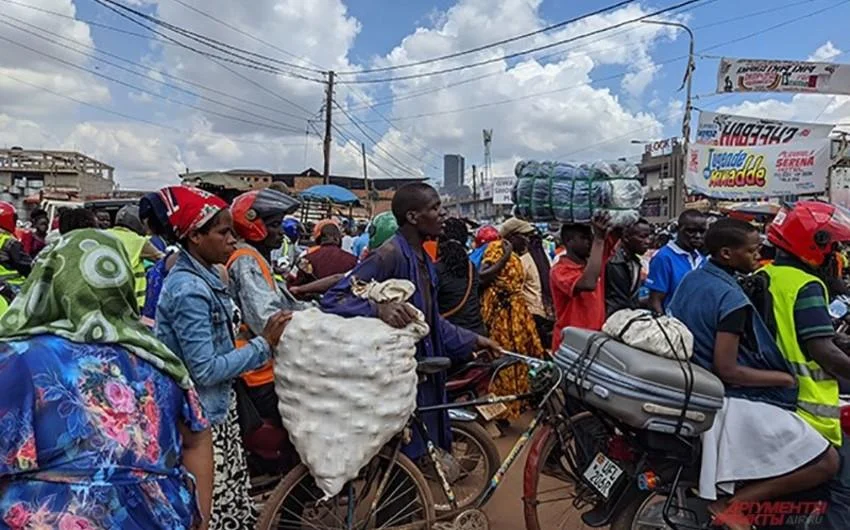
472, 164, 478, 219
322, 71, 335, 185
361, 142, 371, 217
643, 20, 694, 217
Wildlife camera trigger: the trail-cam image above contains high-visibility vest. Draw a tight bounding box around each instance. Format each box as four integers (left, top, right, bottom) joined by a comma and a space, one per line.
0, 232, 25, 286
762, 264, 842, 446
0, 295, 8, 317
227, 246, 276, 388
108, 228, 147, 309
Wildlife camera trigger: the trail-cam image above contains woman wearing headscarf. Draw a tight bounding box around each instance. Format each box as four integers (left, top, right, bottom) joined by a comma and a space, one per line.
0, 229, 212, 529
139, 190, 180, 324
436, 217, 487, 336
480, 223, 544, 421
155, 186, 290, 529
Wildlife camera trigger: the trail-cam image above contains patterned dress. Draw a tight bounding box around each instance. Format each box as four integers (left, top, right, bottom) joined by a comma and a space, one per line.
0, 336, 208, 529
480, 242, 544, 420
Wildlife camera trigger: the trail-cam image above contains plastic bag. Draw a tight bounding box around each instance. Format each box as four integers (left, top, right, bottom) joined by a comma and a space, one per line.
602, 309, 693, 361
274, 280, 429, 498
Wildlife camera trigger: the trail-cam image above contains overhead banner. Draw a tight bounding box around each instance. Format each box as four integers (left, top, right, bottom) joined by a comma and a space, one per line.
717, 57, 850, 95
685, 141, 832, 199
491, 176, 515, 205
696, 111, 834, 147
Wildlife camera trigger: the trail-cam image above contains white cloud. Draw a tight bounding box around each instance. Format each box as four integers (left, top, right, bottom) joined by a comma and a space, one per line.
809, 41, 842, 62
0, 0, 689, 188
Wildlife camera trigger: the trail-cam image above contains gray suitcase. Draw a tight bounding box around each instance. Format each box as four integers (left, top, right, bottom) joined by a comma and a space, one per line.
554, 327, 725, 436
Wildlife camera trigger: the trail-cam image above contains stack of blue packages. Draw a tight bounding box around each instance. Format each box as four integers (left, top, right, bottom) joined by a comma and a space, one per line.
512, 159, 643, 226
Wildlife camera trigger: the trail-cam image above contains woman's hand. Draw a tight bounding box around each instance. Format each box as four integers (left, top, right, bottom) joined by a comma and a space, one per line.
263, 311, 293, 349
779, 372, 797, 388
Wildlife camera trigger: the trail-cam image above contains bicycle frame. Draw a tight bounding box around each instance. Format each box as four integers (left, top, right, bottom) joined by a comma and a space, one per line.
415, 352, 565, 512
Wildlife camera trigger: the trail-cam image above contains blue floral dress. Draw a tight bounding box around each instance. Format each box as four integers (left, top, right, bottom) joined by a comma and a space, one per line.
0, 335, 208, 530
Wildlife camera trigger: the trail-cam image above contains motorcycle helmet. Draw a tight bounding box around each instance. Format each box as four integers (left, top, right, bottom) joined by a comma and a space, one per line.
0, 202, 16, 234
231, 188, 301, 242
368, 211, 398, 250
767, 201, 850, 268
282, 218, 300, 242
115, 204, 145, 235
474, 225, 500, 248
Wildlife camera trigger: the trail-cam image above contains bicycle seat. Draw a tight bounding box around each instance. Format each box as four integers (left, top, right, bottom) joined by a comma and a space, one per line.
416, 357, 451, 375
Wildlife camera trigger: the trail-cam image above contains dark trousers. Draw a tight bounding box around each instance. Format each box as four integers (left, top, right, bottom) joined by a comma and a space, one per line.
533, 314, 554, 350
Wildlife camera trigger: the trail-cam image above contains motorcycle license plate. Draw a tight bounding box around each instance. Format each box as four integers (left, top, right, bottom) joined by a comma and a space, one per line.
475, 394, 508, 421
583, 453, 623, 499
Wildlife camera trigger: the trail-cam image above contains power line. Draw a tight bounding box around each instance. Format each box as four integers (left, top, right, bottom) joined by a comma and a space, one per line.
344, 0, 848, 123
164, 0, 327, 71
2, 71, 312, 146
0, 16, 314, 124
86, 0, 325, 82
332, 101, 424, 175
92, 0, 326, 77
0, 32, 306, 134
344, 0, 811, 112
337, 0, 705, 84
332, 95, 440, 170
336, 0, 637, 76
328, 121, 415, 176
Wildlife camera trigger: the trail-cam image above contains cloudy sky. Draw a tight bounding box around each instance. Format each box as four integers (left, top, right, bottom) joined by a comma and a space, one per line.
0, 0, 848, 189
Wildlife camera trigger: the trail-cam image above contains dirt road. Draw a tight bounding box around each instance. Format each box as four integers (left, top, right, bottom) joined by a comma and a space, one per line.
481, 418, 600, 530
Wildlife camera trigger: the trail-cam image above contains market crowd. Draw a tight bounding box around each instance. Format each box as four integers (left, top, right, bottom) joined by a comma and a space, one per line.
1, 183, 850, 529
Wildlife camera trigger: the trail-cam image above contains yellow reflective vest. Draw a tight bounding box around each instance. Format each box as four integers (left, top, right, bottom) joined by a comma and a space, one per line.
0, 232, 25, 286
762, 264, 842, 446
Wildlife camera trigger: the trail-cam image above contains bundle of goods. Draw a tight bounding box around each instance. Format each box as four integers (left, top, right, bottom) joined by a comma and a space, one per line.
274, 279, 429, 498
513, 159, 644, 226
553, 327, 724, 436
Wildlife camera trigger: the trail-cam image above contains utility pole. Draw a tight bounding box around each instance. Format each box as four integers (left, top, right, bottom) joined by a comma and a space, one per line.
643, 20, 694, 217
322, 70, 335, 185
471, 164, 478, 219
361, 142, 371, 217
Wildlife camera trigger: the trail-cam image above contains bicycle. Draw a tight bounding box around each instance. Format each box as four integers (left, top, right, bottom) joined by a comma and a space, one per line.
257, 352, 601, 530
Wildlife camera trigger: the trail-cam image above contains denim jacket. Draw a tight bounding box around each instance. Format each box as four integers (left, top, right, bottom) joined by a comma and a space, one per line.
155, 251, 270, 424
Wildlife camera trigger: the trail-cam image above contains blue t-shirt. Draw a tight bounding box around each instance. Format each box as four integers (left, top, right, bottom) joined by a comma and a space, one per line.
646, 241, 705, 309
352, 233, 369, 259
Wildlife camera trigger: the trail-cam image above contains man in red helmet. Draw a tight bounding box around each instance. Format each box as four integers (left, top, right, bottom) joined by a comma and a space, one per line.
0, 202, 32, 291
760, 201, 850, 528
227, 188, 302, 426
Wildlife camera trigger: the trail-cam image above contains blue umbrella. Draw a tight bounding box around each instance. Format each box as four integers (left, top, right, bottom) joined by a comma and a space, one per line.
299, 184, 361, 206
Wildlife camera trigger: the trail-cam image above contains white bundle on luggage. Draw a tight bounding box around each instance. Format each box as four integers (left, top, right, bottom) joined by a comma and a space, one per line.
603, 309, 694, 361
274, 279, 429, 499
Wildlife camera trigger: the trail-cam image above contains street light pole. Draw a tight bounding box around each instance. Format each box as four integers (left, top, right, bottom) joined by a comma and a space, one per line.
642, 20, 694, 217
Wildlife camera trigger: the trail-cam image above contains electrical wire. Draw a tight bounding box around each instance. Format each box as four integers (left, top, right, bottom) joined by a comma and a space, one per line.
165, 0, 328, 71
0, 32, 306, 133
344, 0, 815, 112
337, 0, 705, 84
0, 16, 314, 124
92, 0, 326, 77
2, 71, 312, 146
336, 0, 638, 75
332, 95, 440, 170
332, 101, 423, 175
87, 0, 325, 82
344, 0, 848, 123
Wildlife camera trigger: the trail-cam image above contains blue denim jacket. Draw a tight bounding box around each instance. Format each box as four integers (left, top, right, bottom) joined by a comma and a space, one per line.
155, 251, 270, 424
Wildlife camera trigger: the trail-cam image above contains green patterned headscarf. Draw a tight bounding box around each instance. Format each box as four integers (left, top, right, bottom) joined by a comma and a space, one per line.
0, 229, 193, 389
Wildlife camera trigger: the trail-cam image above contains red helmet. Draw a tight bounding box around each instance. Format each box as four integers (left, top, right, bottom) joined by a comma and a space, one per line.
231, 188, 300, 242
767, 201, 850, 268
0, 202, 17, 233
474, 225, 500, 248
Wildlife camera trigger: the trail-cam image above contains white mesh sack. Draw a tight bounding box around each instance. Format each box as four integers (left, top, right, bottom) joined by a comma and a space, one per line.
274, 280, 429, 499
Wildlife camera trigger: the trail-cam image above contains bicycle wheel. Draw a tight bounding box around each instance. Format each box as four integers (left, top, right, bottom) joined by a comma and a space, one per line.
426, 420, 501, 516
257, 451, 436, 530
522, 412, 609, 530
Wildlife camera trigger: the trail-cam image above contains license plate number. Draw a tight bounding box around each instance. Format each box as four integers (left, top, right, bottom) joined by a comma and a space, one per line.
475, 394, 509, 421
582, 453, 623, 499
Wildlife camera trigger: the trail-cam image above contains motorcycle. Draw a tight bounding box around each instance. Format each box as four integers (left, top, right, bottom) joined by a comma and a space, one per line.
554, 400, 850, 530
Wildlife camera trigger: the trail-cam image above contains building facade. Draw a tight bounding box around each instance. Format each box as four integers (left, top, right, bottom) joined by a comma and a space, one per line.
0, 147, 115, 212
636, 140, 684, 223
443, 154, 465, 189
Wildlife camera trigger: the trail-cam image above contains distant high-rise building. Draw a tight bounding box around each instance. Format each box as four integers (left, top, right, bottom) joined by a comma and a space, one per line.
443, 154, 465, 189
